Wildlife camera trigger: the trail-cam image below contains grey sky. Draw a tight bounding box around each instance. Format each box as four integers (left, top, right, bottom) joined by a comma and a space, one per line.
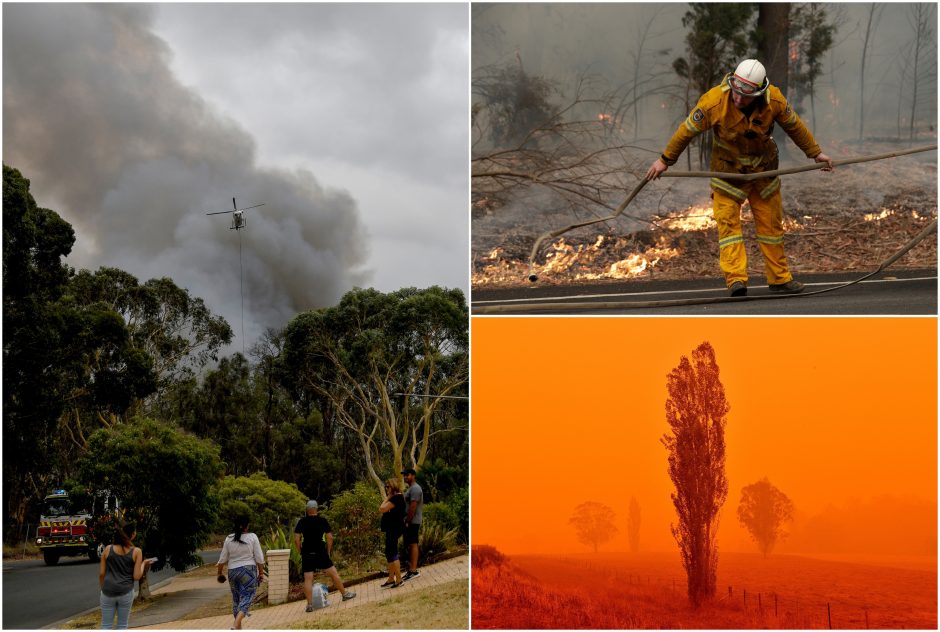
4, 3, 469, 352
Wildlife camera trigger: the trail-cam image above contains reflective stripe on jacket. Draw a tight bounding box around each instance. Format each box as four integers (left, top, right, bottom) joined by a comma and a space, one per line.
661, 73, 821, 175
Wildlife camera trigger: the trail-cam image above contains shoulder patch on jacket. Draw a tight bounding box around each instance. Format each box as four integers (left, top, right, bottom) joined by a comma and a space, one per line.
691, 108, 705, 123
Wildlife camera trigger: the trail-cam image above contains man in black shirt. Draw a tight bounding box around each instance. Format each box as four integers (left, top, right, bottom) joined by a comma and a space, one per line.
293, 500, 356, 611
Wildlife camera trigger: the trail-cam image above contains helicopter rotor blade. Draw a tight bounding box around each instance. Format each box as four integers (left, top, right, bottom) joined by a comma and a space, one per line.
237, 203, 266, 212
206, 210, 235, 215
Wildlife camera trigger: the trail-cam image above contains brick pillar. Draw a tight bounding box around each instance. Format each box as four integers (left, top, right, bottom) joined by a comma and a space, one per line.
266, 549, 291, 605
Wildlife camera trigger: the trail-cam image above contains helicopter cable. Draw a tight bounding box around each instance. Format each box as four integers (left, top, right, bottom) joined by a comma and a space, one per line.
239, 228, 246, 356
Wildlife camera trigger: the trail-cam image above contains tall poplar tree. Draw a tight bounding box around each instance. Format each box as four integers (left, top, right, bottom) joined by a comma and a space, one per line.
662, 341, 729, 607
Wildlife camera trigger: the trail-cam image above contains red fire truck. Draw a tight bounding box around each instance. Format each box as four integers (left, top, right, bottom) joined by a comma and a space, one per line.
35, 489, 118, 565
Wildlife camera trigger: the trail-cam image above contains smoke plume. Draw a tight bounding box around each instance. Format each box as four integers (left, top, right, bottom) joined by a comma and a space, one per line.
3, 4, 370, 349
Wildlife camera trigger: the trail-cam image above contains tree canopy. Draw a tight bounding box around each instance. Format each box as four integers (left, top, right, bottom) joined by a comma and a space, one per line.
662, 341, 729, 607
736, 477, 795, 557
77, 417, 223, 570
280, 286, 469, 496
216, 472, 307, 538
569, 501, 619, 553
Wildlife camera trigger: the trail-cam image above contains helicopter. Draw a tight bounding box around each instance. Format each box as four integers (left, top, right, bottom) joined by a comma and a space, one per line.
206, 197, 266, 230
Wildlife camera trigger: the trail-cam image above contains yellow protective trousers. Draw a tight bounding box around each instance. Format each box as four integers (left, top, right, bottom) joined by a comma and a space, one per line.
712, 180, 793, 287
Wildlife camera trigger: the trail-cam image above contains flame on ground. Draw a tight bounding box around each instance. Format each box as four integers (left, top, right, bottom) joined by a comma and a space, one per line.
864, 208, 895, 221
659, 203, 716, 231
536, 234, 682, 281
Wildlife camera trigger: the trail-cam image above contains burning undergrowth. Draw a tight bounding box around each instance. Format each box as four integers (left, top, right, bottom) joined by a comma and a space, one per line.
472, 145, 937, 288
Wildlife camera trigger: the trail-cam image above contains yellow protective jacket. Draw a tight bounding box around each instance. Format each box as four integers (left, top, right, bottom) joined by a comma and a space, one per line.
661, 74, 821, 201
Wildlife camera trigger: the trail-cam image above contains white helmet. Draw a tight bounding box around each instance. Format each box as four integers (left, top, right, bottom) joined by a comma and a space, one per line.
729, 59, 769, 97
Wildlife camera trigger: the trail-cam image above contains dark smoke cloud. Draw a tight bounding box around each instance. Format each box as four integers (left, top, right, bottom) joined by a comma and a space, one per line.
3, 4, 370, 349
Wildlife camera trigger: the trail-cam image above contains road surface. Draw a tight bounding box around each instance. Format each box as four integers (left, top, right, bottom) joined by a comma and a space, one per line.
471, 269, 937, 315
2, 550, 220, 630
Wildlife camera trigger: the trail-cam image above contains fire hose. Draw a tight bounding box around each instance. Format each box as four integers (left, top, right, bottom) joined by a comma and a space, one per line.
474, 144, 938, 314
476, 217, 936, 313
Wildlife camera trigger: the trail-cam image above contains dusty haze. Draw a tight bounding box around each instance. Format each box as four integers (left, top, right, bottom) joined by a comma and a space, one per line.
471, 317, 937, 561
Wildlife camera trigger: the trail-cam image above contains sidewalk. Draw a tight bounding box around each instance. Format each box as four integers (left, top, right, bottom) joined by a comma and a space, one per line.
134, 555, 468, 629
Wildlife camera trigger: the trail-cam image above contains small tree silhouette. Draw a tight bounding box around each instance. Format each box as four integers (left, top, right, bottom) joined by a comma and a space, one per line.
569, 501, 618, 553
628, 496, 641, 554
737, 477, 795, 557
662, 341, 729, 608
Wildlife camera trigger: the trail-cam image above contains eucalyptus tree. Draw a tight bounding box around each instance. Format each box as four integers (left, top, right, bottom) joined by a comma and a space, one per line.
737, 477, 795, 557
3, 164, 77, 538
672, 4, 755, 167
280, 286, 468, 496
569, 501, 619, 553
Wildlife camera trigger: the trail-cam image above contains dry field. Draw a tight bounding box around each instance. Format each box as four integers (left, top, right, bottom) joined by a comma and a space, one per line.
472, 551, 936, 629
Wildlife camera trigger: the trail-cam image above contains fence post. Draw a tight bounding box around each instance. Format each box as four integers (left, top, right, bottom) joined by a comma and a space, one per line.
827, 602, 832, 629
23, 524, 30, 558
774, 593, 778, 617
865, 608, 869, 629
744, 589, 747, 610
266, 549, 291, 605
758, 592, 762, 614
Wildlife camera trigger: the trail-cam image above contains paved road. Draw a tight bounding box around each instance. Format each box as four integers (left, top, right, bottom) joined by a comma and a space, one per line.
2, 550, 220, 630
471, 269, 937, 315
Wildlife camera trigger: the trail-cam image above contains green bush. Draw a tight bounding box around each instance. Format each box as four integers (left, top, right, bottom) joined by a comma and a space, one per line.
216, 472, 307, 537
416, 519, 457, 565
321, 481, 381, 563
418, 459, 468, 503
262, 525, 303, 583
423, 502, 459, 531
446, 486, 469, 544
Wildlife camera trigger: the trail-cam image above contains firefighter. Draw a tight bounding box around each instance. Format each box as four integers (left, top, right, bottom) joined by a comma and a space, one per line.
646, 59, 833, 296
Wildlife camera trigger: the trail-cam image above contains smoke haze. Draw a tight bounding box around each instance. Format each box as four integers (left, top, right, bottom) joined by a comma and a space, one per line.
4, 3, 468, 350
473, 3, 938, 145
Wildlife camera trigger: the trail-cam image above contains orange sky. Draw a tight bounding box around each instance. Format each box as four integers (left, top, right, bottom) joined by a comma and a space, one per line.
471, 317, 937, 557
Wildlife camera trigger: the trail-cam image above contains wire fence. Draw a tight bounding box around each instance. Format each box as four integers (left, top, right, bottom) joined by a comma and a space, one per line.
524, 556, 933, 630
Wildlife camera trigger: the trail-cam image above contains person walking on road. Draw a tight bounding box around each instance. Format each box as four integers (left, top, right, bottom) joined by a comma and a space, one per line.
216, 514, 266, 630
98, 522, 151, 629
401, 468, 424, 581
646, 58, 833, 297
379, 478, 407, 588
293, 500, 356, 611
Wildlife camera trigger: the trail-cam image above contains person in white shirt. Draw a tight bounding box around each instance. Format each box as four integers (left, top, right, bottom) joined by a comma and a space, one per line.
216, 515, 265, 630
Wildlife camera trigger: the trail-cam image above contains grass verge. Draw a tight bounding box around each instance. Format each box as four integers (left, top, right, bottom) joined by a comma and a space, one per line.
285, 578, 468, 630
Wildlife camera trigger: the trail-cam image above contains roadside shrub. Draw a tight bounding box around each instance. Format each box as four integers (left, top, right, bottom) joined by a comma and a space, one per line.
262, 525, 303, 583
321, 481, 381, 563
446, 486, 469, 544
216, 472, 307, 537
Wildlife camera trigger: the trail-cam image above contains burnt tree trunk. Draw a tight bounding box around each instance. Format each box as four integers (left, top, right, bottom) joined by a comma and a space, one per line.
758, 4, 792, 159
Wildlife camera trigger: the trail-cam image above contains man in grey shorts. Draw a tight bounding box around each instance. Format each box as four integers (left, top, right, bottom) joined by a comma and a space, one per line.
401, 468, 424, 581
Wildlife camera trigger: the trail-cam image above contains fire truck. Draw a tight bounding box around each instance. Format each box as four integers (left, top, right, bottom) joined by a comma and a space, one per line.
35, 489, 118, 565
